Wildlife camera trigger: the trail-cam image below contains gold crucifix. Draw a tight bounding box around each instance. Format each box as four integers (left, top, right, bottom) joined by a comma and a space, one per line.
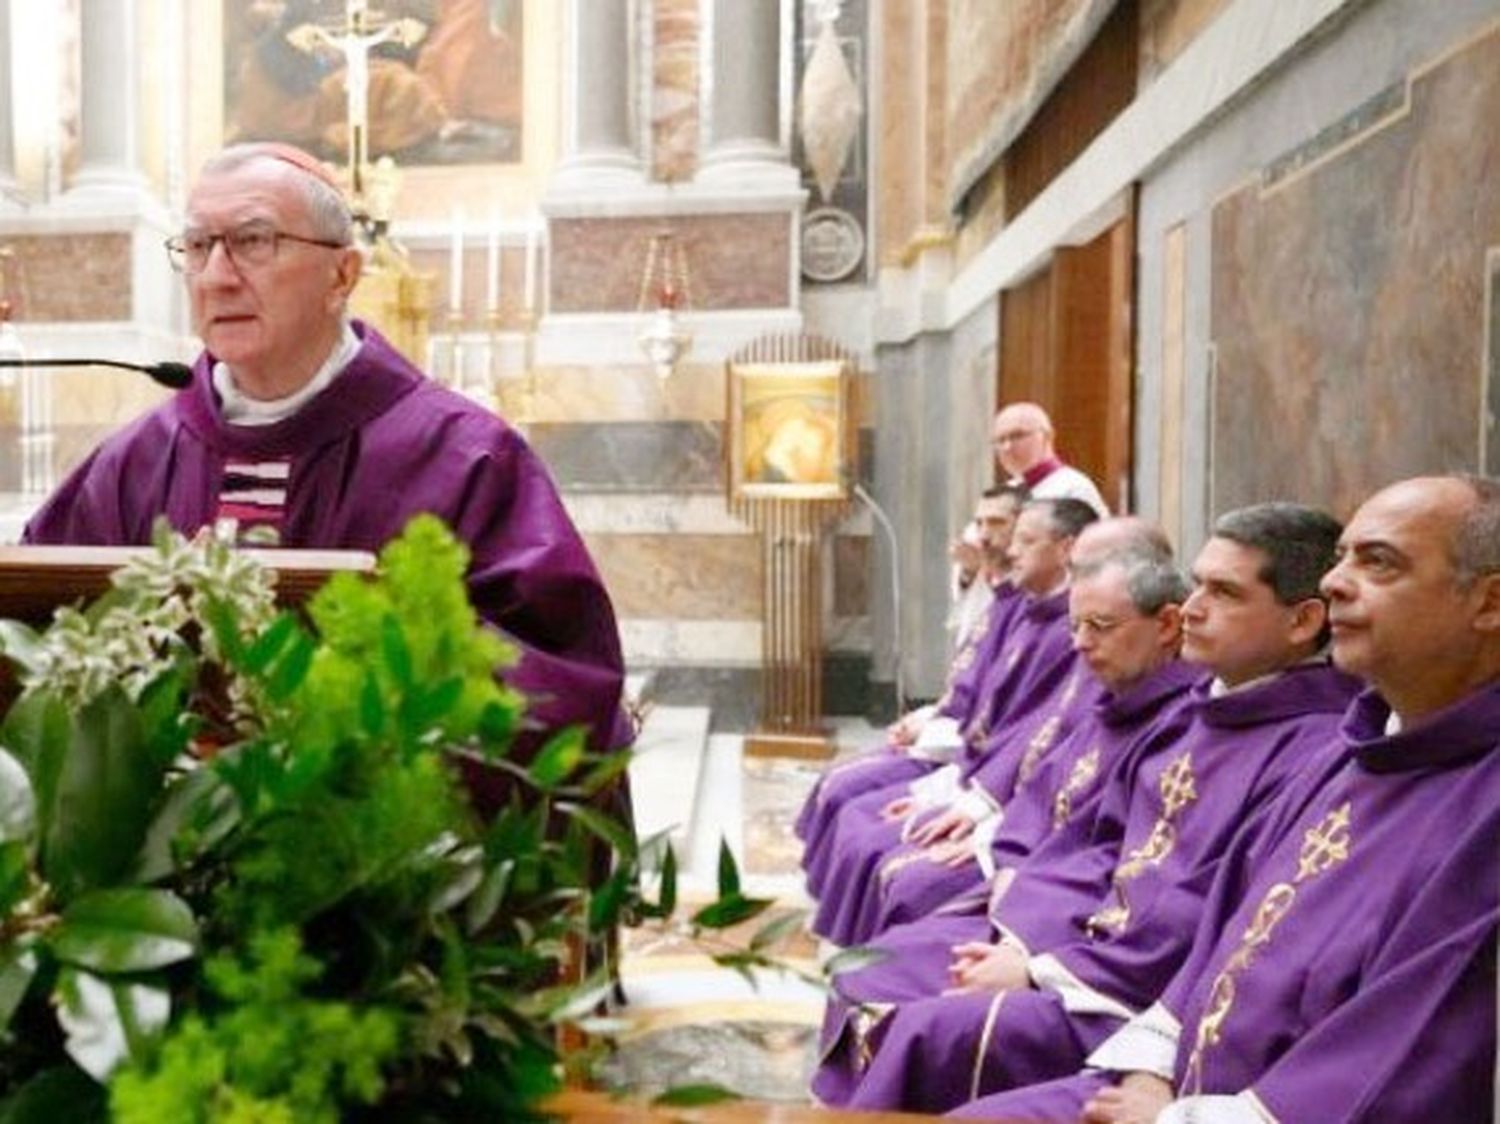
285, 1, 427, 205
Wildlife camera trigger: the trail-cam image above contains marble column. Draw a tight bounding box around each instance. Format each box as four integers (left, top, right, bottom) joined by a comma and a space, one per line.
0, 0, 20, 205
552, 0, 644, 188
60, 0, 151, 204
698, 0, 796, 186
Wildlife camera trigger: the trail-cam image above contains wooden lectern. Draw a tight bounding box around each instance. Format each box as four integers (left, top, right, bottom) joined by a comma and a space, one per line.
0, 545, 375, 707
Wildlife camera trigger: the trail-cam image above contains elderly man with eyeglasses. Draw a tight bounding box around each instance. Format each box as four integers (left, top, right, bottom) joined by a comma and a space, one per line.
23, 143, 632, 789
993, 401, 1110, 517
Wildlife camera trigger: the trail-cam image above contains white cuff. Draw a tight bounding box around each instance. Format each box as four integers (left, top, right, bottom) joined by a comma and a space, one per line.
1157, 1091, 1279, 1124
908, 763, 961, 807
952, 785, 999, 823
1085, 1001, 1181, 1078
910, 715, 963, 760
1028, 953, 1137, 1020
972, 813, 1002, 880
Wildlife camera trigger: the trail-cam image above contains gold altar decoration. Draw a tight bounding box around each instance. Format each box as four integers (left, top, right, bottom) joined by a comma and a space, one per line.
728, 335, 857, 759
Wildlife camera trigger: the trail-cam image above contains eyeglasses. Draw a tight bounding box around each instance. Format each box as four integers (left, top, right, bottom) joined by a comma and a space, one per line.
1069, 615, 1130, 638
164, 220, 347, 274
992, 429, 1039, 447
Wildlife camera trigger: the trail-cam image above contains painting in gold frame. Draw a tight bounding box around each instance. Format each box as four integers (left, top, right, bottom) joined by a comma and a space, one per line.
727, 360, 852, 501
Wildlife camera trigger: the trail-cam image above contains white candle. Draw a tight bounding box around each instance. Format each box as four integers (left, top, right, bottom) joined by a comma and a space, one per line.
449, 206, 465, 314
485, 209, 502, 313
523, 213, 539, 313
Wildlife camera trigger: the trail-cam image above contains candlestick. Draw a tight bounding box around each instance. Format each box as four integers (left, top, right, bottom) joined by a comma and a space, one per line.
523, 213, 539, 313
448, 206, 464, 314
485, 209, 501, 313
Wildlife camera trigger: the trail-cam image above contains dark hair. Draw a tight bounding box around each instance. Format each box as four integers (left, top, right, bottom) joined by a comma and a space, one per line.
1029, 497, 1100, 541
1452, 474, 1500, 587
982, 483, 1030, 505
1212, 502, 1342, 605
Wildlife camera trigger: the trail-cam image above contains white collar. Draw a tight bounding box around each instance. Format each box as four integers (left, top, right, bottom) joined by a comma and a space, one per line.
214, 321, 360, 427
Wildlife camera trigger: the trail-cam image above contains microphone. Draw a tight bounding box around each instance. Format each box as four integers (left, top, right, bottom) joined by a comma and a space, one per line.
0, 356, 194, 390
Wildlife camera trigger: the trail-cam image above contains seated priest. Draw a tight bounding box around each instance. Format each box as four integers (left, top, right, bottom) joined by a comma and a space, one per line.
816, 503, 1361, 1113
961, 473, 1500, 1124
21, 143, 631, 805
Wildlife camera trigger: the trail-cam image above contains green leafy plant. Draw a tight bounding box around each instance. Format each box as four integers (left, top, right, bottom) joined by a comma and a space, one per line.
0, 516, 689, 1122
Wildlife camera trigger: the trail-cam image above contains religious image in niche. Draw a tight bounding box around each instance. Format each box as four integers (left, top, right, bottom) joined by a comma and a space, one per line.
730, 361, 850, 501
222, 0, 524, 166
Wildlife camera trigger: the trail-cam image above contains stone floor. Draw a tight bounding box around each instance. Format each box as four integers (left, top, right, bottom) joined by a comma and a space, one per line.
607, 716, 881, 1102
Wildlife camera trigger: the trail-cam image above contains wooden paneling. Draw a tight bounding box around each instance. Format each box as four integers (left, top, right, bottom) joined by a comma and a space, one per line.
1004, 0, 1139, 220
997, 201, 1137, 510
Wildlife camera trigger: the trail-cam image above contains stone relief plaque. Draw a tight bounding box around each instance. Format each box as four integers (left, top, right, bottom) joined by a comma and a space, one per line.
800, 207, 865, 284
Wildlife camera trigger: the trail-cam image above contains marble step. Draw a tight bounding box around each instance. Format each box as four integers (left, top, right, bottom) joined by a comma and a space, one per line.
628, 703, 712, 860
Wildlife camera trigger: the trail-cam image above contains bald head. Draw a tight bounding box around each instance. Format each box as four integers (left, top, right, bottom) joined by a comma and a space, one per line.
992, 402, 1058, 477
1320, 474, 1500, 719
1071, 516, 1174, 571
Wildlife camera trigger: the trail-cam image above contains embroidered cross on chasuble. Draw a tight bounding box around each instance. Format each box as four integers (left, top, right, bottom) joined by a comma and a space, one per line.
1086, 752, 1199, 936
1181, 801, 1354, 1094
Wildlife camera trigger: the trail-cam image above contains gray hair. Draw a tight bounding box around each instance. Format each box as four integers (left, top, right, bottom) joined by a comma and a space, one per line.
197, 145, 354, 245
1074, 552, 1191, 615
1452, 474, 1500, 586
1212, 502, 1342, 605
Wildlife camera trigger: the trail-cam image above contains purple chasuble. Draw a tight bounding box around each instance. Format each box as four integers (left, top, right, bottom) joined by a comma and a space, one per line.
873, 660, 1202, 941
794, 584, 1024, 869
822, 663, 1359, 1114
964, 683, 1500, 1124
809, 659, 1090, 947
803, 589, 1075, 914
23, 322, 629, 809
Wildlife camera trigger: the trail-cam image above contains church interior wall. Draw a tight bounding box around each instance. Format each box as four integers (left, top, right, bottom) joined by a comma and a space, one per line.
1132, 0, 1500, 544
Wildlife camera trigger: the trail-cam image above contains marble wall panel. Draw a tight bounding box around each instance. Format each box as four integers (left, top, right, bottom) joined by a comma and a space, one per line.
587, 532, 761, 620
652, 0, 700, 181
833, 533, 870, 618
1138, 0, 1232, 84
876, 0, 921, 264
549, 215, 791, 313
2, 234, 132, 322
497, 361, 727, 423
1210, 23, 1500, 517
524, 420, 725, 492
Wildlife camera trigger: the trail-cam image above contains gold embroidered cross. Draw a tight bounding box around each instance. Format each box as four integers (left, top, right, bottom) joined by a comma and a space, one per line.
1159, 754, 1198, 816
1052, 747, 1101, 827
1296, 802, 1352, 882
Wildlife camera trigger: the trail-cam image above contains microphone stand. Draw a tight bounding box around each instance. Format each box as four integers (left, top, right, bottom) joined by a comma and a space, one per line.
853, 481, 905, 715
0, 357, 194, 390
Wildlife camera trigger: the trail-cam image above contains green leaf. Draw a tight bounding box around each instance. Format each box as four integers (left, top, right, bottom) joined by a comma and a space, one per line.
710, 950, 772, 989
749, 909, 808, 953
556, 801, 637, 861
242, 611, 300, 675
53, 966, 169, 1081
50, 888, 198, 974
266, 631, 315, 702
0, 620, 44, 677
381, 614, 414, 688
587, 866, 631, 934
634, 843, 677, 921
464, 858, 514, 935
0, 841, 29, 915
577, 749, 634, 797
528, 727, 586, 791
132, 668, 192, 769
197, 596, 245, 668
716, 838, 741, 899
128, 767, 240, 883
0, 748, 35, 844
400, 676, 465, 736
691, 894, 774, 930
0, 1065, 107, 1124
823, 945, 889, 977
651, 1084, 742, 1107
0, 937, 39, 1028
26, 688, 166, 900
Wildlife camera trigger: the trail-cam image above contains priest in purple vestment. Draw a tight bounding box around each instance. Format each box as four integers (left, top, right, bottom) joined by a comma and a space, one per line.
795, 484, 1029, 876
964, 474, 1500, 1124
819, 503, 1361, 1113
21, 144, 630, 809
808, 498, 1098, 945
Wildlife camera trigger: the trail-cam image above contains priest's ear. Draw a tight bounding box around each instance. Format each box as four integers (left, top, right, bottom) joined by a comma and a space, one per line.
327, 245, 364, 310
1469, 570, 1500, 636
